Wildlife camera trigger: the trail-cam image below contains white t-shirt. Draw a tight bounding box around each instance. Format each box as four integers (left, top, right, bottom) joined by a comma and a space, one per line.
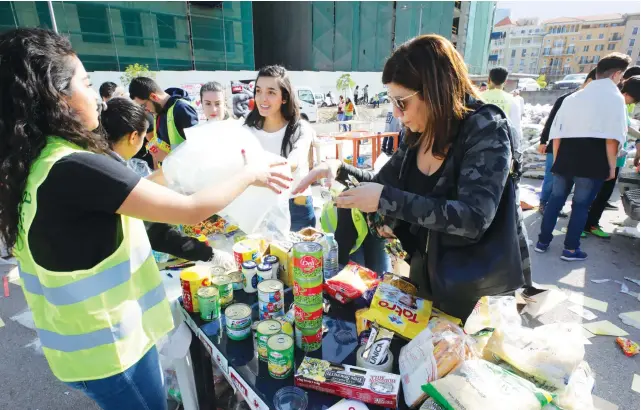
245, 121, 314, 197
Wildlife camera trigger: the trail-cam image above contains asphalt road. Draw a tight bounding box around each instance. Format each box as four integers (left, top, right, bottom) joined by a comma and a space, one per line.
0, 177, 639, 410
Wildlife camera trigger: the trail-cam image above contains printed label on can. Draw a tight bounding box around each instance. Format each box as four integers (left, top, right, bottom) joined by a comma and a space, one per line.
180, 270, 210, 313
293, 282, 323, 305
294, 304, 323, 329
256, 320, 282, 361
292, 243, 323, 280
233, 240, 259, 270
267, 334, 294, 378
211, 276, 233, 306
197, 286, 220, 321
259, 300, 284, 314
295, 327, 323, 351
227, 325, 251, 341
259, 310, 284, 321
228, 271, 244, 290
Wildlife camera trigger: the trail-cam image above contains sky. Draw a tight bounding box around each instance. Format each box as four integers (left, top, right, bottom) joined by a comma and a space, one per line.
497, 0, 640, 21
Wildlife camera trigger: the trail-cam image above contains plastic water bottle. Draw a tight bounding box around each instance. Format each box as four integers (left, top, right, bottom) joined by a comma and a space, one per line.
323, 233, 340, 280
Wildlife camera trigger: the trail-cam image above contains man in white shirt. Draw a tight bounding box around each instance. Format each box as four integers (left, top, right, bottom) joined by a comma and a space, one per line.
481, 67, 522, 140
512, 89, 525, 118
536, 52, 630, 261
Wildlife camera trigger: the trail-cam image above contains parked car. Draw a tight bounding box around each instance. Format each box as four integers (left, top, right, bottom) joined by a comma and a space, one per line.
370, 91, 390, 104
296, 87, 318, 123
553, 74, 588, 90
314, 93, 324, 107
516, 78, 541, 91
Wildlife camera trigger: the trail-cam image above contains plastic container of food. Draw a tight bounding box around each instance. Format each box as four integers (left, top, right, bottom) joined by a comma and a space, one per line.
273, 386, 308, 410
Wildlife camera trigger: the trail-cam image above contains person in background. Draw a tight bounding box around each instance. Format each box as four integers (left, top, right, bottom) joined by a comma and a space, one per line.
479, 82, 488, 92
481, 67, 522, 141
354, 85, 360, 105
583, 75, 641, 238
129, 77, 199, 165
200, 81, 232, 121
363, 84, 369, 105
99, 81, 118, 102
512, 89, 525, 117
0, 28, 290, 410
538, 68, 597, 216
381, 108, 403, 156
344, 97, 356, 131
244, 65, 316, 231
536, 52, 631, 261
622, 65, 640, 120
101, 97, 235, 266
372, 92, 380, 108
295, 34, 529, 319
337, 95, 346, 132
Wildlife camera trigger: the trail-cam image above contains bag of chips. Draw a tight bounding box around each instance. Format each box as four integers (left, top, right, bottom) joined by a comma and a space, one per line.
362, 283, 432, 340
324, 262, 380, 304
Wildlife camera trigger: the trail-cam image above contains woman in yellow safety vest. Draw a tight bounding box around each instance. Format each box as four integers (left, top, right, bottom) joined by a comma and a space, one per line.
0, 28, 290, 410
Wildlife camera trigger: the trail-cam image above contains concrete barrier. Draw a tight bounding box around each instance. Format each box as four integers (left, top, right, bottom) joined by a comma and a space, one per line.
521, 90, 568, 106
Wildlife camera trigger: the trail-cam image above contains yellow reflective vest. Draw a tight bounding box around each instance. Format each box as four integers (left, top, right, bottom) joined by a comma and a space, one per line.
14, 137, 173, 382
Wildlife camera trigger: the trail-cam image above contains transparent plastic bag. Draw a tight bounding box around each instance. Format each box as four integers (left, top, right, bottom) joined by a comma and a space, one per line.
464, 295, 522, 335
162, 120, 292, 239
128, 158, 152, 177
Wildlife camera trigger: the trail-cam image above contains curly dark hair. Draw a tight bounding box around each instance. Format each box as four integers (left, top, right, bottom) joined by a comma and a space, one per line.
244, 65, 301, 157
0, 28, 108, 250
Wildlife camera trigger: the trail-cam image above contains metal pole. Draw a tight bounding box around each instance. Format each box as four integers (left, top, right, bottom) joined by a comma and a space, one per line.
418, 7, 423, 37
47, 0, 58, 33
185, 1, 197, 70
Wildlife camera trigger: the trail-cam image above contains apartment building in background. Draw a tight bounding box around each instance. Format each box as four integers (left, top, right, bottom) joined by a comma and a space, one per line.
488, 17, 544, 75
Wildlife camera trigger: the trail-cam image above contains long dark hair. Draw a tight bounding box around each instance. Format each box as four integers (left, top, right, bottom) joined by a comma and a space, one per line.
244, 65, 301, 157
0, 28, 108, 250
382, 34, 480, 158
100, 97, 149, 146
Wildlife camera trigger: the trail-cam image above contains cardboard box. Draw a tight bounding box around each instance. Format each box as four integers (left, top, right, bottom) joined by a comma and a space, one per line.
295, 357, 400, 408
268, 241, 294, 287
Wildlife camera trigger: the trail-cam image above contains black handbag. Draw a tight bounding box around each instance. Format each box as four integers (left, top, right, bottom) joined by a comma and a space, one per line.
425, 105, 525, 320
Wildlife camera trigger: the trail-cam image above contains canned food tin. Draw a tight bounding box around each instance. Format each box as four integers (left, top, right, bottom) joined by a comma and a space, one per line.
211, 266, 227, 277
257, 263, 273, 283
267, 334, 294, 378
241, 261, 258, 293
259, 299, 284, 314
264, 255, 280, 280
233, 239, 260, 270
225, 303, 252, 339
196, 286, 220, 321
180, 267, 211, 313
251, 321, 260, 355
258, 310, 284, 321
293, 282, 323, 306
227, 326, 251, 341
258, 280, 284, 303
292, 242, 323, 285
275, 318, 294, 337
211, 275, 233, 307
227, 271, 244, 291
294, 303, 323, 330
295, 326, 323, 352
256, 320, 282, 361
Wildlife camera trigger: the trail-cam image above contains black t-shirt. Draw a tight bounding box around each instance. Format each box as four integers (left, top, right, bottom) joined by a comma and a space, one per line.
29, 152, 141, 272
551, 138, 609, 179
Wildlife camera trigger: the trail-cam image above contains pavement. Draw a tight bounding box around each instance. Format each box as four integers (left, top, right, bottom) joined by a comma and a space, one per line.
0, 172, 639, 409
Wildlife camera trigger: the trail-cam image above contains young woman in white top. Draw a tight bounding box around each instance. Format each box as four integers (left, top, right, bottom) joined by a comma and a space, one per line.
244, 65, 316, 231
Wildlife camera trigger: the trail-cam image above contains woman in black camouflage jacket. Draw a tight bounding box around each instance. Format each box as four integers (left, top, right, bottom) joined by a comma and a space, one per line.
294, 35, 531, 320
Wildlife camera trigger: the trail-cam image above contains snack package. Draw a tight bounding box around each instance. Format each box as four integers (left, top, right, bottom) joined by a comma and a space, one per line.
616, 336, 640, 357
423, 360, 554, 410
399, 327, 437, 408
361, 323, 393, 366
324, 262, 380, 304
463, 296, 521, 335
362, 283, 432, 340
430, 308, 462, 326
484, 323, 585, 390
382, 273, 417, 296
355, 308, 373, 346
429, 318, 477, 378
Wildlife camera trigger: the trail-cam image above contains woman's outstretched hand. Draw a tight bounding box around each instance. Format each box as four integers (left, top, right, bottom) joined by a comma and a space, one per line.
246, 160, 292, 193
292, 159, 343, 194
335, 182, 384, 213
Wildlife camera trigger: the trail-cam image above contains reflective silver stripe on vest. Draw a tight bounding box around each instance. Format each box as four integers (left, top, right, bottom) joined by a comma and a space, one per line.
36, 283, 167, 352
19, 250, 151, 306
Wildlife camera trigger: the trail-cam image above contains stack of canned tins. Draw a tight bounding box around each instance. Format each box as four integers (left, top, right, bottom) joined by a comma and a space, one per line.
291, 242, 324, 352
257, 280, 285, 320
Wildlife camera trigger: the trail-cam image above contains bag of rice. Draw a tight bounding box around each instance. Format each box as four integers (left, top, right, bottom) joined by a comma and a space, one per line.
423, 360, 554, 410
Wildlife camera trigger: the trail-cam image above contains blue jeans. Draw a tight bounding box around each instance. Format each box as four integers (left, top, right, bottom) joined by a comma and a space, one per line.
337, 113, 347, 131
66, 346, 166, 410
290, 196, 317, 232
538, 174, 603, 250
539, 153, 555, 206
349, 234, 392, 274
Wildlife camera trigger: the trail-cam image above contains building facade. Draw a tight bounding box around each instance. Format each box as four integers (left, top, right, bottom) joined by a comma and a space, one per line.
0, 1, 255, 71
456, 1, 496, 75
488, 17, 545, 75
622, 13, 640, 66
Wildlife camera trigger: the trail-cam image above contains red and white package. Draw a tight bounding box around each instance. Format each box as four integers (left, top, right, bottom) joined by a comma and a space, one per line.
324, 262, 380, 304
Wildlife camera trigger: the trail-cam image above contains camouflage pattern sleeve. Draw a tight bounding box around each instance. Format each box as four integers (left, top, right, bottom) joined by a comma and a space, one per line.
378, 114, 512, 240
335, 140, 408, 186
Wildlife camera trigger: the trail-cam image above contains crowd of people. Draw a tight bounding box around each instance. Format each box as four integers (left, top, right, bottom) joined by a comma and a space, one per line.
0, 25, 637, 410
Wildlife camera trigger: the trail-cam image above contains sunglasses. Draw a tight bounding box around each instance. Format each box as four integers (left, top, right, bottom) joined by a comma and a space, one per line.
390, 91, 419, 111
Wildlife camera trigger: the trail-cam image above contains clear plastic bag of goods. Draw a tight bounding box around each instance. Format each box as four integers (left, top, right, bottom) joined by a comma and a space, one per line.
422, 359, 554, 410
483, 323, 585, 390
399, 327, 437, 408
550, 361, 595, 410
161, 120, 292, 239
463, 295, 522, 335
